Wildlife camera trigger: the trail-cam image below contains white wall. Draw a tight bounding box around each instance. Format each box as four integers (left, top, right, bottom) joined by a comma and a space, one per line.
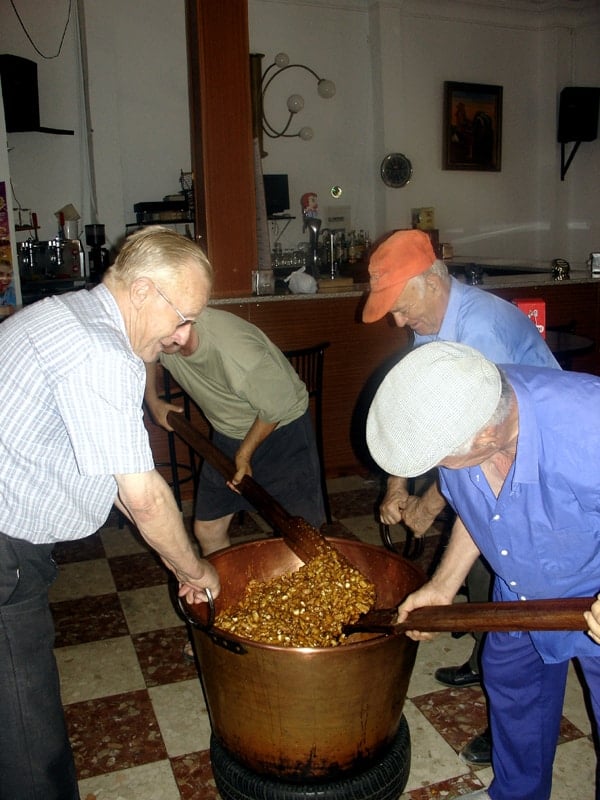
0, 0, 190, 252
249, 1, 376, 250
1, 0, 598, 267
250, 0, 599, 265
0, 85, 21, 304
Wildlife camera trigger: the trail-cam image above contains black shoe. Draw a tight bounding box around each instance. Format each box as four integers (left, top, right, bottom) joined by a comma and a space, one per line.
434, 661, 480, 687
460, 728, 491, 765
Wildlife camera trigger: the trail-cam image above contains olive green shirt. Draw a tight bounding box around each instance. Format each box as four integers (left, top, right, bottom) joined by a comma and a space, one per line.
159, 308, 308, 439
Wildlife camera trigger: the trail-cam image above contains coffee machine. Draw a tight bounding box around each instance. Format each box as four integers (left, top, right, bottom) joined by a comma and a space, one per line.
85, 224, 110, 283
17, 237, 87, 305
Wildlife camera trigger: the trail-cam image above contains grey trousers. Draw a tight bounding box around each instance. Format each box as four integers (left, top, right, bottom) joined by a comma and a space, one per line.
0, 531, 80, 800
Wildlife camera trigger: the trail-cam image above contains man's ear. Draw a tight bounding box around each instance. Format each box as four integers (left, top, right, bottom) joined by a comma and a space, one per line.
130, 277, 153, 312
425, 273, 440, 293
473, 426, 497, 450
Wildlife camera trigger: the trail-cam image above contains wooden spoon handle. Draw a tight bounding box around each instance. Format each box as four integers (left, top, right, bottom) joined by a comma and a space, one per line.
346, 597, 595, 635
167, 411, 334, 564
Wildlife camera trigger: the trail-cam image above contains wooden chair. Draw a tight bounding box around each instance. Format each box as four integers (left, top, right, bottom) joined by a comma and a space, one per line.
283, 342, 332, 525
158, 369, 198, 508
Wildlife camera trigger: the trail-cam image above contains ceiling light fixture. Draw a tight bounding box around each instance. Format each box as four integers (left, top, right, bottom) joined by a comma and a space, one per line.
250, 52, 336, 157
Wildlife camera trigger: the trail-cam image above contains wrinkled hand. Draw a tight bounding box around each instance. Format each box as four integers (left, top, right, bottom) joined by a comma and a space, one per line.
176, 559, 221, 605
379, 486, 410, 526
584, 595, 600, 644
401, 496, 436, 537
396, 582, 454, 642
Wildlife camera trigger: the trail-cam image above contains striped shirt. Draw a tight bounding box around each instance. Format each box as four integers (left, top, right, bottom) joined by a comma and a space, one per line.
0, 284, 154, 544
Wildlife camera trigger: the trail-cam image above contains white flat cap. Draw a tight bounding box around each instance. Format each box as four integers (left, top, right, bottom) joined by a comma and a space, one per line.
366, 341, 502, 477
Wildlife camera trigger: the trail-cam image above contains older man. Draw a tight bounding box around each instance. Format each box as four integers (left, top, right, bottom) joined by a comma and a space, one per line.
0, 226, 219, 799
366, 341, 600, 800
362, 229, 559, 763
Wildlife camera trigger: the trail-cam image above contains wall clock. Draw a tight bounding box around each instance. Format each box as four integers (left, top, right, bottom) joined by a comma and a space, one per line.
380, 153, 413, 188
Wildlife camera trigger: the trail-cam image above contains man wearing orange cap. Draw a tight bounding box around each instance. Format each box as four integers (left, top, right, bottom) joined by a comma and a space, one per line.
362, 228, 559, 764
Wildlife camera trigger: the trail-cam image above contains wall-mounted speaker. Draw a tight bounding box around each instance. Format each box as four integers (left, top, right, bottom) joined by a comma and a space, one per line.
0, 54, 40, 132
557, 86, 600, 144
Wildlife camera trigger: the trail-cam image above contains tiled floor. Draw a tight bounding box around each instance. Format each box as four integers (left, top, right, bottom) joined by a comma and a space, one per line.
49, 475, 597, 800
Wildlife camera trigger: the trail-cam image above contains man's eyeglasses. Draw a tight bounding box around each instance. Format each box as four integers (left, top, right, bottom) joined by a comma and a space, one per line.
154, 284, 195, 328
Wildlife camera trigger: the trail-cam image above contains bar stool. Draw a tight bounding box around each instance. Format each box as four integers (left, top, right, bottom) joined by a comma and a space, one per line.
283, 342, 332, 525
158, 368, 198, 508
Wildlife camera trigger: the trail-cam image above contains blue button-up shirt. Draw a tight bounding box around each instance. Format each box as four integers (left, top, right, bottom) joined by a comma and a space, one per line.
415, 277, 560, 369
439, 363, 600, 663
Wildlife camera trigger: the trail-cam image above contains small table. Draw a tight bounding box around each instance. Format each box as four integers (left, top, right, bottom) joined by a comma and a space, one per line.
545, 329, 594, 369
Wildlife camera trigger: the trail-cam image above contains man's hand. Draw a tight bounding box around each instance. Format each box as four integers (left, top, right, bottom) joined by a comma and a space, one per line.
396, 581, 455, 642
146, 397, 183, 431
379, 476, 410, 525
227, 453, 253, 493
585, 595, 600, 644
174, 559, 221, 605
401, 495, 437, 537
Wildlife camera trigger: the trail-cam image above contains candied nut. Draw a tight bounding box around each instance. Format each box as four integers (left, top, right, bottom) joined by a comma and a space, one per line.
215, 549, 376, 648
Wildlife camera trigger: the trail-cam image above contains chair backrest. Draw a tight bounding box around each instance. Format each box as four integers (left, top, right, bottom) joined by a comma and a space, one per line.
283, 342, 330, 398
283, 341, 332, 524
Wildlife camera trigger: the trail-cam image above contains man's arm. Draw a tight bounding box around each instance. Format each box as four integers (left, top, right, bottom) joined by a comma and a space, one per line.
144, 362, 182, 430
380, 475, 447, 535
396, 516, 481, 640
116, 468, 220, 603
230, 416, 279, 486
402, 481, 448, 536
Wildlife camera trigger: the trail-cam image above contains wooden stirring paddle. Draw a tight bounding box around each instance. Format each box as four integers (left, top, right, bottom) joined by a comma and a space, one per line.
344, 596, 594, 636
167, 411, 337, 564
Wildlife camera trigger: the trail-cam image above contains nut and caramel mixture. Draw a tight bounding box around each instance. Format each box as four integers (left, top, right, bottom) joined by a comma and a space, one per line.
214, 549, 376, 648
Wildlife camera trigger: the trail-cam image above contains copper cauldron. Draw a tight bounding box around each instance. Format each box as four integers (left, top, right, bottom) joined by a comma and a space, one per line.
186, 537, 425, 783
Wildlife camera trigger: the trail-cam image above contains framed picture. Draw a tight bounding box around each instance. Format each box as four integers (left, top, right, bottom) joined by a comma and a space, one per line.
443, 81, 503, 171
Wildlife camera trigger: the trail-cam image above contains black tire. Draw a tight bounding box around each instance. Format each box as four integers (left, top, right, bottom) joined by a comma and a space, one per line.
210, 715, 411, 800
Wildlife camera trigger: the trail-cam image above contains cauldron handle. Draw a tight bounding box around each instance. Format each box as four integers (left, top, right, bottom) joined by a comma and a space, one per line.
177, 587, 215, 631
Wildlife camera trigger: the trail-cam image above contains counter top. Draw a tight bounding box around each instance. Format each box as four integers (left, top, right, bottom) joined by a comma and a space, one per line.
210, 269, 600, 305
467, 269, 598, 290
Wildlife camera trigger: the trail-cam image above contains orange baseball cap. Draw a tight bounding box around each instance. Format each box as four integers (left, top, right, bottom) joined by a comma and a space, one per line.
362, 230, 436, 323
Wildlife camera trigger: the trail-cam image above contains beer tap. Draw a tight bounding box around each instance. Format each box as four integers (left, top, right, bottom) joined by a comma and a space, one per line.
320, 228, 337, 280
303, 212, 321, 280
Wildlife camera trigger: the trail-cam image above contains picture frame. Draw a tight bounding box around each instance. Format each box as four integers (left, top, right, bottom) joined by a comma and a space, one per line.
443, 81, 503, 171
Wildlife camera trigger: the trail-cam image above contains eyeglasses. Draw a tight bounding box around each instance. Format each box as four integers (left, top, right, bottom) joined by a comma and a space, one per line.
154, 283, 195, 328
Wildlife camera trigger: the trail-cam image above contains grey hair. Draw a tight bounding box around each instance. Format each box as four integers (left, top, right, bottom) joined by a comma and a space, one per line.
449, 368, 512, 457
410, 258, 450, 294
106, 225, 213, 291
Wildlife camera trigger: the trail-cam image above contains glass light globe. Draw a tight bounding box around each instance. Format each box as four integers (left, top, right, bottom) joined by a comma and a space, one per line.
317, 79, 336, 99
274, 52, 289, 68
286, 94, 305, 114
299, 127, 314, 141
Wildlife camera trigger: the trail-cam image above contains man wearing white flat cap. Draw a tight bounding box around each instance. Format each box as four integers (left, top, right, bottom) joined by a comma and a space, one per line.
366, 340, 600, 800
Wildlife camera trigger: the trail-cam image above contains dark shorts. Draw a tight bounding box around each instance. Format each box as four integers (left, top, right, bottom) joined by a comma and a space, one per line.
195, 410, 326, 529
